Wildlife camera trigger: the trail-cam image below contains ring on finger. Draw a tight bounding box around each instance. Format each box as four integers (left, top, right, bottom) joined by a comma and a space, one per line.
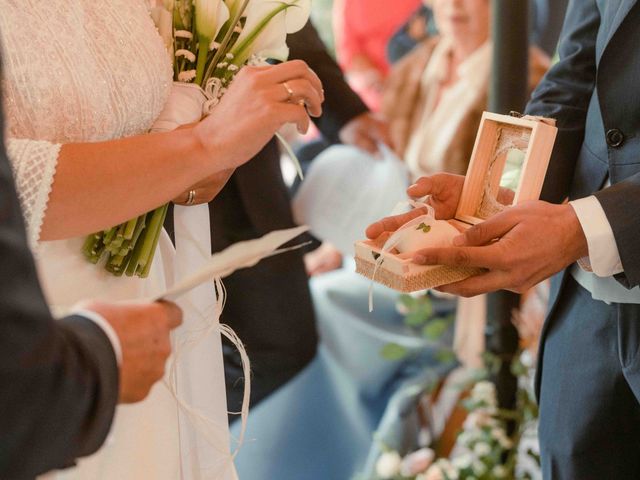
282, 82, 294, 102
186, 189, 196, 205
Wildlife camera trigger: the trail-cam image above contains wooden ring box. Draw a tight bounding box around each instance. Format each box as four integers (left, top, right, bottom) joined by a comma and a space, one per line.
355, 112, 558, 292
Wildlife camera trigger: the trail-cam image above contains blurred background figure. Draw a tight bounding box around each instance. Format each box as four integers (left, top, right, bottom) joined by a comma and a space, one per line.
333, 0, 422, 112
387, 2, 437, 65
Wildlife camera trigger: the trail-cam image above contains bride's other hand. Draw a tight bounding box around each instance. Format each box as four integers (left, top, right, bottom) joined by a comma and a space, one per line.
193, 60, 324, 171
173, 168, 235, 206
365, 173, 465, 239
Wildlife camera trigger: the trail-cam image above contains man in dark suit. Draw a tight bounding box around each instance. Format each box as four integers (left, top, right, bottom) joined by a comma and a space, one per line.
0, 73, 182, 477
369, 1, 640, 477
211, 21, 388, 414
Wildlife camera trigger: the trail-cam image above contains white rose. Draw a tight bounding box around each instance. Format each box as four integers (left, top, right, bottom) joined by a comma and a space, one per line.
375, 451, 402, 479
423, 465, 444, 480
491, 428, 514, 449
451, 454, 472, 470
492, 465, 508, 478
435, 459, 459, 480
473, 441, 492, 457
472, 459, 487, 476
400, 448, 436, 477
464, 411, 492, 430
471, 381, 497, 406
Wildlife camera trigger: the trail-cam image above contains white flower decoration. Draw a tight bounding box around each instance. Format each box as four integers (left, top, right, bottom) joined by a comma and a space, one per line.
400, 448, 435, 477
375, 451, 402, 479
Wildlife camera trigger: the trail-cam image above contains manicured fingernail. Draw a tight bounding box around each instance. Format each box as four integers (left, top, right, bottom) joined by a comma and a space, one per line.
453, 235, 465, 246
414, 254, 426, 264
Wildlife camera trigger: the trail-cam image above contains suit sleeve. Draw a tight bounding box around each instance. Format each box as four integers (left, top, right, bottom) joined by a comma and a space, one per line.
287, 21, 369, 143
524, 0, 601, 203
0, 110, 118, 477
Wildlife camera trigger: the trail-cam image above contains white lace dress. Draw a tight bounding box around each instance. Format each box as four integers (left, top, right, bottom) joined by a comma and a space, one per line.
0, 1, 235, 478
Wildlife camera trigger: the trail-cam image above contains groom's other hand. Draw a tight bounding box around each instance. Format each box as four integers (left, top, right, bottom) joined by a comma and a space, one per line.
365, 173, 465, 239
412, 201, 588, 297
78, 300, 183, 403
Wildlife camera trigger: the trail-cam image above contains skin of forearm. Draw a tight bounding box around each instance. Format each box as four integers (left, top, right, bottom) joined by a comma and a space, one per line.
40, 127, 211, 240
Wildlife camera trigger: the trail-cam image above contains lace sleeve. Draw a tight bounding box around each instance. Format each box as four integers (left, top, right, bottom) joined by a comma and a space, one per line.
5, 138, 60, 250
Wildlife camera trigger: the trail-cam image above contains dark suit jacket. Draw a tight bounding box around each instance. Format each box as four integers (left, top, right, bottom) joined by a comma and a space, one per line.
210, 21, 368, 413
525, 0, 640, 393
0, 78, 118, 477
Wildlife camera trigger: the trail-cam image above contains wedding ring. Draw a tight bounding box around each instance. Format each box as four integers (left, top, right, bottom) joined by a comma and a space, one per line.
186, 189, 196, 205
282, 82, 294, 102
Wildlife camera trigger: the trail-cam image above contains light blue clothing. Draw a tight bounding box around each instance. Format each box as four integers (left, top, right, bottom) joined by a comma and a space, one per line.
231, 262, 455, 480
572, 264, 640, 304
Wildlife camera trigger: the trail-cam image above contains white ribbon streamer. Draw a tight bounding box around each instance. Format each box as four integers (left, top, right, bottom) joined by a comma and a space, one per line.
369, 199, 436, 312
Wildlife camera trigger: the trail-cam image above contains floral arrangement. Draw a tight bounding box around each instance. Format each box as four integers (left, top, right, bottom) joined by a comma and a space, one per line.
373, 353, 540, 480
82, 0, 310, 276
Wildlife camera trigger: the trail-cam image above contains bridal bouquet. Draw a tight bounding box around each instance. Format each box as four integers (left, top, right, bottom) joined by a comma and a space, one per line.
83, 0, 310, 276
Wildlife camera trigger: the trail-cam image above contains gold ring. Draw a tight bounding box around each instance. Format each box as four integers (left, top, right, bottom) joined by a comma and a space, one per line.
282, 82, 294, 102
186, 189, 196, 205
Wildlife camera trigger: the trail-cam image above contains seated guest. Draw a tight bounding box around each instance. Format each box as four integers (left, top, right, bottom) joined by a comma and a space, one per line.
387, 0, 569, 67
386, 1, 437, 65
384, 1, 549, 178
334, 0, 422, 111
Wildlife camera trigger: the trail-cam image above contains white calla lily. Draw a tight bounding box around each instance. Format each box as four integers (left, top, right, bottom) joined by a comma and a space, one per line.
230, 0, 311, 64
195, 0, 230, 42
195, 0, 230, 83
224, 0, 245, 18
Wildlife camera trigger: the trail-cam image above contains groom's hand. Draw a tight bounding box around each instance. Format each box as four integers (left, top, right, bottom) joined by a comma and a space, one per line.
81, 300, 183, 403
411, 201, 588, 297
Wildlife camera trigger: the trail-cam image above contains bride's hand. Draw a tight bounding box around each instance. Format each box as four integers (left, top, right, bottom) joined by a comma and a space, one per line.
172, 168, 235, 206
193, 60, 324, 171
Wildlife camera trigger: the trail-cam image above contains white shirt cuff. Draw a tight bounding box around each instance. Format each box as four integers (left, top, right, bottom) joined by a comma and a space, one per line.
569, 195, 624, 277
70, 308, 123, 365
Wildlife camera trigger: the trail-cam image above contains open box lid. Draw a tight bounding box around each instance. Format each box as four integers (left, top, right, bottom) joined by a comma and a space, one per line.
453, 112, 558, 227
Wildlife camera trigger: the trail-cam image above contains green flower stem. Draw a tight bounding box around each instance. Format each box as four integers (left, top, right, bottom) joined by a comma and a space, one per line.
202, 0, 250, 84
139, 204, 169, 278
103, 226, 118, 246
229, 3, 293, 68
125, 228, 147, 277
124, 214, 150, 276
195, 41, 210, 85
82, 233, 101, 257
123, 217, 138, 240
130, 204, 167, 277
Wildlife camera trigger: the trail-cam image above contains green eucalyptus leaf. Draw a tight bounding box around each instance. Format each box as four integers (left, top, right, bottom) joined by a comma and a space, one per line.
422, 318, 449, 340
398, 294, 416, 310
380, 343, 409, 361
405, 311, 428, 327
435, 348, 456, 364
